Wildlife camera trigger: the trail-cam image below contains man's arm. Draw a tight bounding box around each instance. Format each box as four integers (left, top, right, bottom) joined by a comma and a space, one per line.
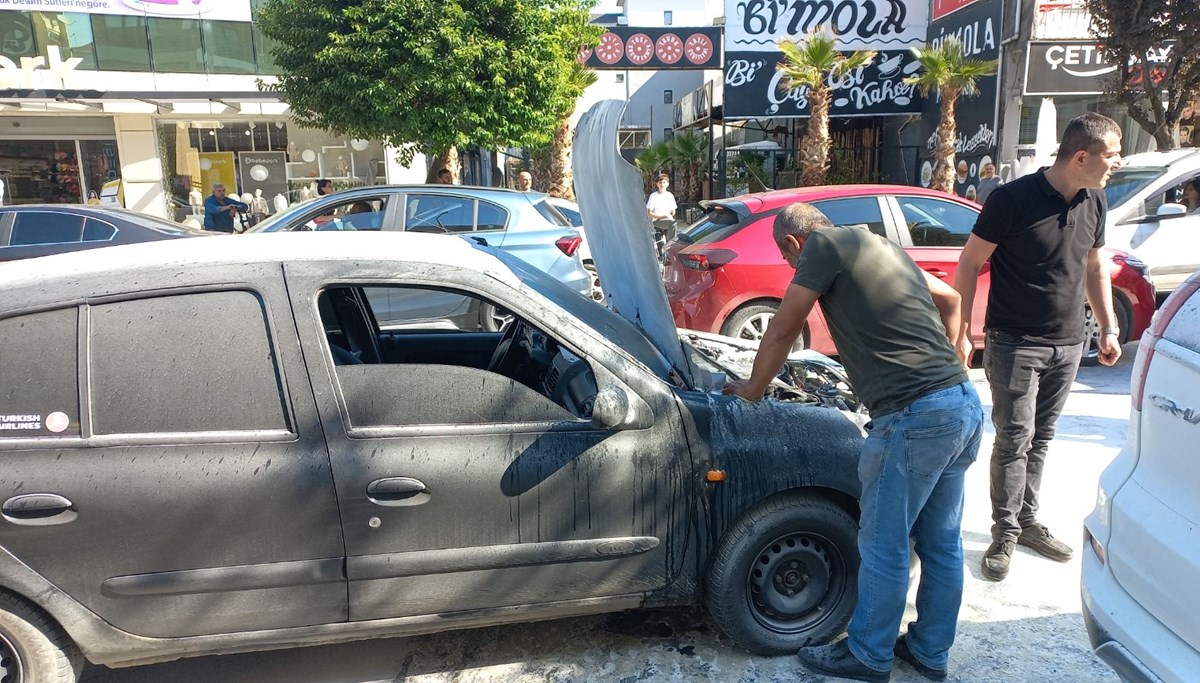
1085, 247, 1121, 366
726, 284, 820, 400
952, 234, 998, 366
923, 270, 962, 347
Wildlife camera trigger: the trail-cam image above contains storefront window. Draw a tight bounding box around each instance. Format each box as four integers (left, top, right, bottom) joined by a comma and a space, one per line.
203, 20, 256, 75
148, 17, 203, 74
78, 140, 121, 201
31, 13, 96, 70
90, 15, 151, 71
0, 11, 37, 61
0, 140, 101, 205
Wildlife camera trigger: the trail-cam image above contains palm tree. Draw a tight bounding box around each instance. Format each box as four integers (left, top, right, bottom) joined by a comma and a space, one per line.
665, 131, 707, 204
636, 140, 671, 193
777, 33, 876, 186
905, 37, 998, 193
548, 64, 598, 200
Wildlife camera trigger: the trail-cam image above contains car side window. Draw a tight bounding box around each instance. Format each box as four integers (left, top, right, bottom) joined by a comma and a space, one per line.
88, 291, 291, 435
896, 196, 977, 247
318, 285, 592, 428
82, 218, 118, 242
476, 200, 507, 231
810, 198, 887, 237
0, 308, 81, 438
9, 212, 85, 246
292, 197, 389, 232
405, 195, 475, 233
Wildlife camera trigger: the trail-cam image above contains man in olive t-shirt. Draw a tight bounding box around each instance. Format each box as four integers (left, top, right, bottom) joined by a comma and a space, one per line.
727, 204, 982, 682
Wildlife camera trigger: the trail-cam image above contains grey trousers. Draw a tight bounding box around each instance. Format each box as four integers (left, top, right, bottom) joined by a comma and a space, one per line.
982, 330, 1084, 542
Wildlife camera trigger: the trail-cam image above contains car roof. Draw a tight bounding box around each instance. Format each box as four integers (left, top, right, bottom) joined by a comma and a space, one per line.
724, 184, 975, 214
334, 184, 544, 198
1117, 149, 1200, 168
0, 232, 521, 293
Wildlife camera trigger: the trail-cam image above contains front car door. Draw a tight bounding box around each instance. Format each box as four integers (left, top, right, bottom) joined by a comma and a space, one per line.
284, 258, 693, 621
0, 264, 346, 637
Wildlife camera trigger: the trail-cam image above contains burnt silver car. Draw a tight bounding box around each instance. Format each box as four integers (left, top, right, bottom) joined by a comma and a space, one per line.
0, 103, 865, 681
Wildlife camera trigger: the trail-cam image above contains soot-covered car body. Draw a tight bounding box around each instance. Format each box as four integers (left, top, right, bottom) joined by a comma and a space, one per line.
0, 101, 865, 680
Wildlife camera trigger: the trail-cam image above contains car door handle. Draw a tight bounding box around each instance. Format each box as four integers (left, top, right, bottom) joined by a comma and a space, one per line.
923, 268, 949, 278
366, 477, 430, 507
2, 493, 78, 526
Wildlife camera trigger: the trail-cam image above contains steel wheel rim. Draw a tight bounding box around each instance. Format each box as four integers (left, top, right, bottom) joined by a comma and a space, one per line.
746, 531, 846, 634
1083, 307, 1100, 358
0, 629, 23, 683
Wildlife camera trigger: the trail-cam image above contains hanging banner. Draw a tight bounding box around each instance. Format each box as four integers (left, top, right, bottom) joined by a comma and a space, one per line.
198, 152, 237, 197
932, 0, 983, 21
724, 49, 922, 119
0, 0, 254, 23
725, 0, 930, 52
918, 0, 1001, 199
582, 27, 723, 70
237, 152, 287, 207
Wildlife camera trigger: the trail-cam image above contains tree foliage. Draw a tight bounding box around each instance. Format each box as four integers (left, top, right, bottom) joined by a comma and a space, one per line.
256, 0, 603, 166
1086, 0, 1200, 149
778, 33, 876, 186
904, 37, 997, 193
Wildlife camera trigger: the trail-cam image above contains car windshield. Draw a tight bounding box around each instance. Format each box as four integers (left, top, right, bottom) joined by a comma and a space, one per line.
483, 245, 673, 379
1104, 167, 1165, 209
532, 198, 572, 227
98, 210, 207, 236
677, 205, 743, 245
247, 201, 314, 233
548, 201, 582, 227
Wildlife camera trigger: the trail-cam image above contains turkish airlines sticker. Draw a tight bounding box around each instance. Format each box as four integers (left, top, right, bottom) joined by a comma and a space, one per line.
45, 412, 70, 433
656, 34, 684, 65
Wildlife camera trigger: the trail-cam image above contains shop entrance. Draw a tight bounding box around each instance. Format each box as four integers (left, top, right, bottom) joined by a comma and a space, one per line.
0, 138, 121, 206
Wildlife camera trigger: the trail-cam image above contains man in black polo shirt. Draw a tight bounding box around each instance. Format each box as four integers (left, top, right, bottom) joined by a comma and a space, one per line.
954, 112, 1123, 582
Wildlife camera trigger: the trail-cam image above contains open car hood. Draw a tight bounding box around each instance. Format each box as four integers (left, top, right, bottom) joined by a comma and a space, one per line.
574, 100, 697, 386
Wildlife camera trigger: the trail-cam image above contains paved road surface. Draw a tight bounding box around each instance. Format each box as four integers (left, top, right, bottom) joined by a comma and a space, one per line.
83, 350, 1137, 682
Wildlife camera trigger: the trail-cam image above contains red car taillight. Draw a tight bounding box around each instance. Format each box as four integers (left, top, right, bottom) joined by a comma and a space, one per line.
555, 235, 582, 257
680, 248, 738, 270
1132, 278, 1200, 410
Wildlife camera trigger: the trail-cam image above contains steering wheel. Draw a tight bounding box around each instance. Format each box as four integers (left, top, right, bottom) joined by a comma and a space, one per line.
487, 319, 526, 375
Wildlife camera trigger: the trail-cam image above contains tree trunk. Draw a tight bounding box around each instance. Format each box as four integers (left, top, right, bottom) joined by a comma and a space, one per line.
800, 85, 831, 186
931, 91, 959, 194
548, 115, 575, 200
426, 146, 459, 183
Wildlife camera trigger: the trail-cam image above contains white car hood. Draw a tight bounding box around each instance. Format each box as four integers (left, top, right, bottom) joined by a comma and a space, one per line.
573, 100, 696, 385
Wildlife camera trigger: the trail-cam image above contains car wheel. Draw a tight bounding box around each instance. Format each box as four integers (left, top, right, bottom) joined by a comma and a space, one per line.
1081, 298, 1131, 367
480, 303, 514, 332
706, 493, 858, 655
0, 591, 83, 683
583, 261, 604, 303
721, 303, 806, 353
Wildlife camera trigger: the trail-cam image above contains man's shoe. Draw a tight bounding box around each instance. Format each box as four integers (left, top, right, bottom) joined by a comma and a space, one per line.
894, 634, 948, 682
981, 539, 1015, 581
797, 638, 889, 682
1018, 523, 1074, 562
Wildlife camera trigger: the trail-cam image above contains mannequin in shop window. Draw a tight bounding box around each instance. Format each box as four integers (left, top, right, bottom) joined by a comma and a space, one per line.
252, 189, 270, 218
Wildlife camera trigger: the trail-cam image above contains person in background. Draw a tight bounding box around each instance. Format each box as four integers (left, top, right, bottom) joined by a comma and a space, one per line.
1181, 178, 1200, 214
976, 162, 1001, 206
202, 183, 248, 233
645, 173, 677, 221
437, 168, 454, 185
954, 112, 1123, 584
516, 171, 533, 192
316, 178, 335, 196
728, 203, 981, 683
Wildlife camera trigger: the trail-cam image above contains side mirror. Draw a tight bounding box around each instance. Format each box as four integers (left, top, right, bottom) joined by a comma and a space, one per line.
590, 384, 652, 430
1156, 203, 1187, 218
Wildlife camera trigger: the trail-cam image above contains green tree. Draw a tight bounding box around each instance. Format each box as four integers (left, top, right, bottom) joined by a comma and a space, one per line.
635, 140, 671, 193
547, 63, 598, 200
664, 131, 708, 204
256, 0, 601, 176
777, 33, 876, 186
905, 37, 997, 194
1086, 0, 1200, 149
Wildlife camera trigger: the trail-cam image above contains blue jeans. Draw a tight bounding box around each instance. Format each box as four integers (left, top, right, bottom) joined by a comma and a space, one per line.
846, 381, 984, 672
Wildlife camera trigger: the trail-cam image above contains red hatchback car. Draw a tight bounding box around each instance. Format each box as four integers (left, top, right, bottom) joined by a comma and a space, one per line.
664, 185, 1155, 365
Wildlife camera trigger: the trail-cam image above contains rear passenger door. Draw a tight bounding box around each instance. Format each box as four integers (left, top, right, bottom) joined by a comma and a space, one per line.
0, 271, 347, 638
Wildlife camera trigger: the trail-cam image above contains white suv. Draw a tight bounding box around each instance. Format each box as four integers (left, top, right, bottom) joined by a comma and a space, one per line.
1082, 271, 1200, 683
1104, 149, 1200, 295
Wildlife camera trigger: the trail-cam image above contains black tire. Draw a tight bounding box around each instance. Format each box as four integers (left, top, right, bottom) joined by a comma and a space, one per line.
705, 493, 858, 655
720, 303, 807, 353
0, 591, 83, 683
1081, 296, 1131, 367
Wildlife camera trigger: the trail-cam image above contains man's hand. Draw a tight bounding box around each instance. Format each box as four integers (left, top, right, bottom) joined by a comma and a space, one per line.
722, 379, 764, 401
1098, 333, 1122, 366
956, 333, 973, 370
